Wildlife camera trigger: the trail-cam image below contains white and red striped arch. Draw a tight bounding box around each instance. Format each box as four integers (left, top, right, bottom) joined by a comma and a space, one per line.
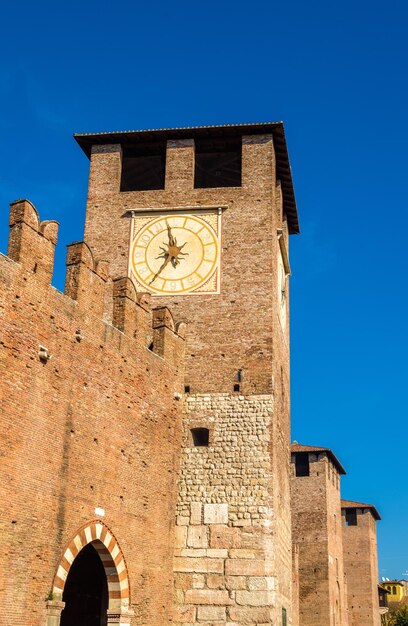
52, 520, 130, 611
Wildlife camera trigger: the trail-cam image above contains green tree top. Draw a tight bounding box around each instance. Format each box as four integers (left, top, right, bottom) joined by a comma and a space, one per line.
394, 605, 408, 626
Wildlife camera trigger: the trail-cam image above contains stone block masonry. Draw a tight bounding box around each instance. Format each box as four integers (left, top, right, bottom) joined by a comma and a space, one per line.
173, 393, 291, 625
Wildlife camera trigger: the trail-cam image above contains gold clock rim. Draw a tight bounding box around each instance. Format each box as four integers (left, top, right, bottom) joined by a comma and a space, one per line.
131, 214, 219, 295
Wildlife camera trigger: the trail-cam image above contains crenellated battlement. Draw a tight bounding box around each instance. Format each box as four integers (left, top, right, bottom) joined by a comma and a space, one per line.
1, 199, 185, 368
8, 198, 59, 283
1, 199, 186, 626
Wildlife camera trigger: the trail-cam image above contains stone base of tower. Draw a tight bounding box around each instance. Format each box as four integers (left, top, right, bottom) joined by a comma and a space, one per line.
173, 393, 292, 625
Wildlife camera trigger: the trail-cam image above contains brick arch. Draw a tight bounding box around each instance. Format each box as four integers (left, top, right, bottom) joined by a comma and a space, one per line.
52, 520, 130, 611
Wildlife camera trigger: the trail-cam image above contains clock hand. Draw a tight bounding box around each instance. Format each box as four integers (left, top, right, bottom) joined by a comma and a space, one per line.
149, 254, 172, 285
149, 226, 189, 285
167, 223, 176, 247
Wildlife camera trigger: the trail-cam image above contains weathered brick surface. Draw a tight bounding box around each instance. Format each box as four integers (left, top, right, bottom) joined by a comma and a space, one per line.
83, 136, 290, 396
0, 200, 185, 626
342, 507, 380, 626
292, 544, 300, 626
290, 451, 349, 626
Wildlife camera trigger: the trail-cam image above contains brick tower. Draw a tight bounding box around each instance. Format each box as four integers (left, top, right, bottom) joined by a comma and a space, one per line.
290, 444, 349, 626
342, 500, 381, 626
75, 122, 299, 625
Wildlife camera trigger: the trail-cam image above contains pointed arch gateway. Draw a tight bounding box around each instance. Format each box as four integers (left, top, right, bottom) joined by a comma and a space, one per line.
46, 520, 133, 626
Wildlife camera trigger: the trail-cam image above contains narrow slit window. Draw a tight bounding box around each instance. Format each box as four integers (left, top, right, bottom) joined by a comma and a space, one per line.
295, 452, 310, 477
191, 428, 209, 447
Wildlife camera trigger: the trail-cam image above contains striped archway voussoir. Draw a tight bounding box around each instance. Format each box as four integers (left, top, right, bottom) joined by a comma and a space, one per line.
52, 520, 130, 611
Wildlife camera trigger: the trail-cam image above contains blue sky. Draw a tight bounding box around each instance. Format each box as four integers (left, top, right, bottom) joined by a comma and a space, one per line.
0, 0, 406, 579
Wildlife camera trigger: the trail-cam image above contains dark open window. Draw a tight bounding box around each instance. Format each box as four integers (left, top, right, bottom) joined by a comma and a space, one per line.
191, 427, 209, 447
345, 508, 358, 526
379, 588, 388, 607
295, 452, 310, 477
194, 137, 242, 188
120, 141, 166, 191
282, 608, 287, 626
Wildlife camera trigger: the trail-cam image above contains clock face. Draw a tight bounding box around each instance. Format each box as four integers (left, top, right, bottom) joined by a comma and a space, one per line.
130, 213, 220, 295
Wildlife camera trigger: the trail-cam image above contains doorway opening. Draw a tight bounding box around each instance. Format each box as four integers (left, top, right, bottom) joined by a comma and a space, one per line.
60, 543, 109, 626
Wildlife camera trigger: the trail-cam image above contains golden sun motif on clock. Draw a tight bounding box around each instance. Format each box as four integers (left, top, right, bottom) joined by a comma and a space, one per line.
130, 214, 220, 295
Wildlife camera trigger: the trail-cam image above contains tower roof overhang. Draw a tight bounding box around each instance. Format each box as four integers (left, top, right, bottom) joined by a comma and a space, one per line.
74, 121, 299, 234
291, 443, 346, 475
341, 499, 381, 521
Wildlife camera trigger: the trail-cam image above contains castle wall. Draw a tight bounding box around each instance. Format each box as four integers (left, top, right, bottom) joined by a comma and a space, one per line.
342, 509, 380, 626
0, 126, 383, 626
291, 452, 349, 626
0, 201, 185, 626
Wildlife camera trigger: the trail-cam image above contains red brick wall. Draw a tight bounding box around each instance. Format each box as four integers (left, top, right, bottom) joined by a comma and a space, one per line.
342, 509, 380, 626
291, 452, 349, 626
0, 200, 185, 626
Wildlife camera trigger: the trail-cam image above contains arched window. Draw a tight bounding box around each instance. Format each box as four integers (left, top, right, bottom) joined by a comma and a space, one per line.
393, 586, 397, 595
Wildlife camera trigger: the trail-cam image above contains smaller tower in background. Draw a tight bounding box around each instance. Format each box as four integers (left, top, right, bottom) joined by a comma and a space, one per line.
290, 444, 348, 626
342, 500, 381, 626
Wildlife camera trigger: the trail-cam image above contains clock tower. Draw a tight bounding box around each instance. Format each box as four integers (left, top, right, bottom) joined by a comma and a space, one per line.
75, 122, 299, 625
